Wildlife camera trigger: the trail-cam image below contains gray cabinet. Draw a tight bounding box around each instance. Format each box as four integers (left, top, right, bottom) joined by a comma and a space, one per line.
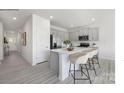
69, 31, 79, 41
75, 31, 79, 41
89, 28, 99, 41
69, 32, 75, 41
69, 27, 99, 41
64, 32, 69, 40
51, 27, 99, 42
51, 30, 69, 44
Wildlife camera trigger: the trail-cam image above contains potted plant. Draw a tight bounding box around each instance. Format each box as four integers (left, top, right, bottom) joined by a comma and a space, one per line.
63, 40, 73, 51
63, 40, 71, 47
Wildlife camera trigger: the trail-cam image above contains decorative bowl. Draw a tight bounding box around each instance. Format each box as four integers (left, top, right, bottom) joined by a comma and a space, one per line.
67, 47, 74, 51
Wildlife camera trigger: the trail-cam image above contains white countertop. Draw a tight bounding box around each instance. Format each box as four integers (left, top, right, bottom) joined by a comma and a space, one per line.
50, 47, 97, 55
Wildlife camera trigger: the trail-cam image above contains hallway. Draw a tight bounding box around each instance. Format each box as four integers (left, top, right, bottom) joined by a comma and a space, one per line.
0, 51, 30, 83
0, 51, 30, 74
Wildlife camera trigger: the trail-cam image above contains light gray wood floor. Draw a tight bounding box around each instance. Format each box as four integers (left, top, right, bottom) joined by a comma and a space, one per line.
0, 51, 115, 84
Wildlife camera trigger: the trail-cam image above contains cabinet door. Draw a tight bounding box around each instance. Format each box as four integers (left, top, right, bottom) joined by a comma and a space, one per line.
62, 31, 66, 40
92, 28, 99, 41
62, 32, 65, 40
83, 28, 89, 35
92, 28, 95, 41
69, 31, 77, 41
96, 28, 99, 41
89, 28, 92, 41
89, 27, 99, 41
57, 31, 61, 39
72, 32, 76, 41
79, 30, 83, 36
65, 32, 69, 40
69, 32, 72, 41
75, 31, 79, 41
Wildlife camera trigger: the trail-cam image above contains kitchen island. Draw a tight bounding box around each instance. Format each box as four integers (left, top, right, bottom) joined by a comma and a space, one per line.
50, 47, 98, 81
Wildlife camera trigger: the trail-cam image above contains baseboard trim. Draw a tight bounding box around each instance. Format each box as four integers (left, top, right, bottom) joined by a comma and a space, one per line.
99, 57, 115, 61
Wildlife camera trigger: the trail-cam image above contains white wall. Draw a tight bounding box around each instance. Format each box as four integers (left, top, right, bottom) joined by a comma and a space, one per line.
21, 14, 50, 65
0, 22, 3, 60
21, 16, 33, 65
98, 10, 115, 60
32, 14, 50, 65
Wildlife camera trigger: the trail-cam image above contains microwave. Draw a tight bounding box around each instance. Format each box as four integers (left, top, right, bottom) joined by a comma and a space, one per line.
79, 35, 89, 41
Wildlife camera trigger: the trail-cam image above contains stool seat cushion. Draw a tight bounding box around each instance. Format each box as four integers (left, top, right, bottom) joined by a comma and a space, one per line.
69, 48, 99, 64
87, 49, 98, 58
69, 53, 89, 64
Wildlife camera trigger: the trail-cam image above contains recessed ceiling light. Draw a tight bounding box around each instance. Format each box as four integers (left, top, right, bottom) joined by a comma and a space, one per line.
13, 17, 17, 20
50, 16, 53, 19
91, 18, 95, 21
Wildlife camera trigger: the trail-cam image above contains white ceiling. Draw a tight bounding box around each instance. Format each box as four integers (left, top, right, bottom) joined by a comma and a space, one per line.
0, 9, 112, 31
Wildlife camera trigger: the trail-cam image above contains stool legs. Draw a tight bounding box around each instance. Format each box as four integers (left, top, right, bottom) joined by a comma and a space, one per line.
69, 63, 76, 84
92, 58, 97, 76
80, 64, 83, 76
93, 54, 101, 68
74, 64, 75, 84
69, 63, 92, 84
84, 64, 92, 84
69, 62, 71, 76
88, 58, 97, 76
96, 55, 100, 68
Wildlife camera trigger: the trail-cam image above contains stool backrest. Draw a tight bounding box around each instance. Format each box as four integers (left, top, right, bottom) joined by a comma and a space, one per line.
75, 53, 89, 64
93, 49, 98, 56
88, 49, 98, 58
69, 48, 99, 64
69, 53, 89, 64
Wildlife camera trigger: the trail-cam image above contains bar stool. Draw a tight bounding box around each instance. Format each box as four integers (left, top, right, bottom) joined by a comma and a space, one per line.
69, 53, 92, 84
87, 50, 98, 76
92, 49, 100, 68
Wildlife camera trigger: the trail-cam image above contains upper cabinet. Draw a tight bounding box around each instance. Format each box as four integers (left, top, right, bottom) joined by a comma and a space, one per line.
69, 32, 75, 41
50, 25, 69, 43
51, 29, 69, 44
51, 26, 99, 42
64, 32, 69, 40
69, 27, 99, 41
90, 28, 99, 41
